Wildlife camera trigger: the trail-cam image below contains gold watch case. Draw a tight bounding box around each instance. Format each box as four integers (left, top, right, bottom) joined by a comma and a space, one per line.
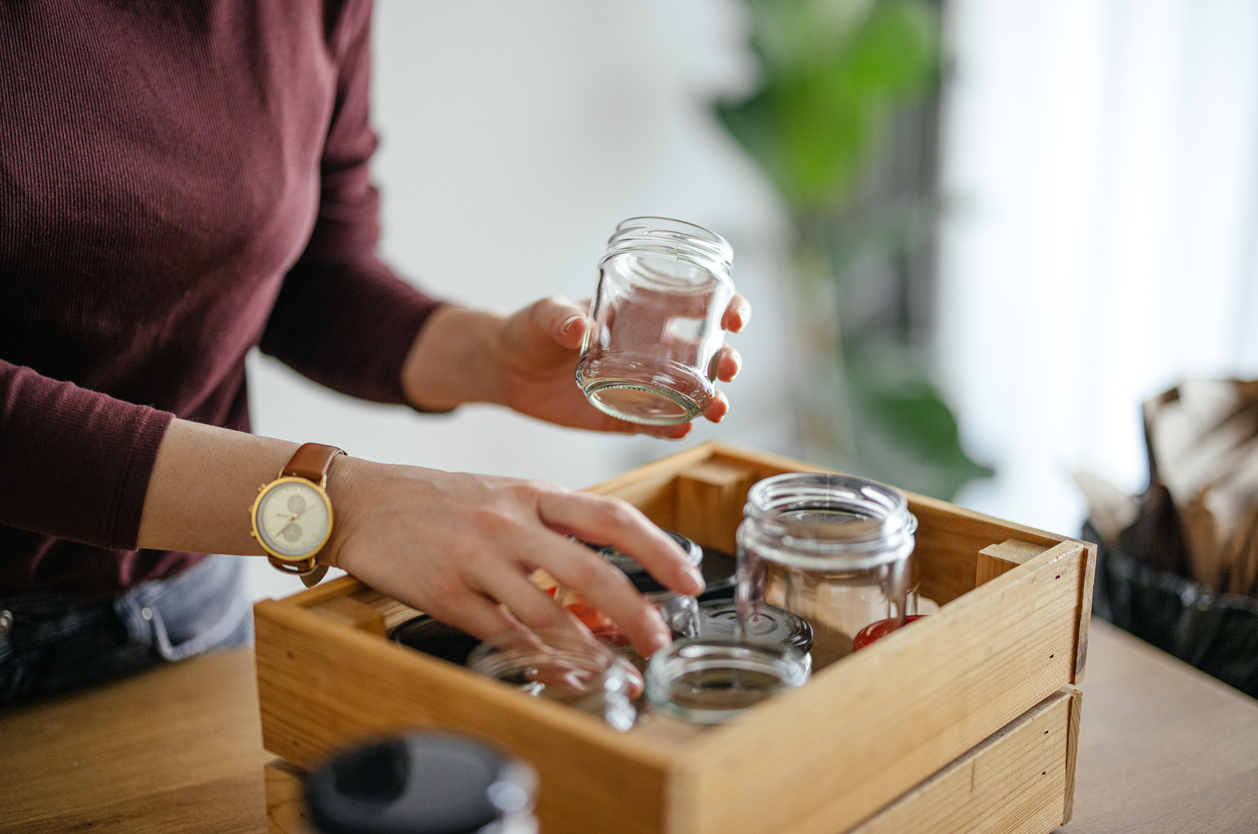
250, 475, 335, 563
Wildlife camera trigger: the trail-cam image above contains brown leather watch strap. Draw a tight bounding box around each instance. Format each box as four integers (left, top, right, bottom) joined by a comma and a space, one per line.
282, 443, 345, 486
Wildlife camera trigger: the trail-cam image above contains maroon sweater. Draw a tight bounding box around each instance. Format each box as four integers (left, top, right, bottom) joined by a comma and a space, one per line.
0, 0, 442, 595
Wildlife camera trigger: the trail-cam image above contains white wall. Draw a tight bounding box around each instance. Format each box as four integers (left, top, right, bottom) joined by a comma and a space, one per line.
244, 1, 795, 600
939, 0, 1258, 535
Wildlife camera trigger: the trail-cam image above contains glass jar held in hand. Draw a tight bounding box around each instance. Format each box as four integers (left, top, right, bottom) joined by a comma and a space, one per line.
576, 217, 736, 426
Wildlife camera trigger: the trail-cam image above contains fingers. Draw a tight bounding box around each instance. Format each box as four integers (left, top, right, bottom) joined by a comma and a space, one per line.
704, 390, 730, 423
473, 564, 589, 637
529, 295, 589, 350
539, 491, 705, 597
531, 534, 673, 658
426, 588, 524, 644
720, 294, 752, 332
714, 345, 741, 382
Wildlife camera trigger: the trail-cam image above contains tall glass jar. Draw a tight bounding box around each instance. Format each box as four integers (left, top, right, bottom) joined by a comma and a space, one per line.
575, 217, 735, 425
736, 473, 918, 669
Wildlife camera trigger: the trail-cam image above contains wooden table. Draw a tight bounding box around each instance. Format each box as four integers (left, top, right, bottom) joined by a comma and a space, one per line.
1, 619, 1255, 834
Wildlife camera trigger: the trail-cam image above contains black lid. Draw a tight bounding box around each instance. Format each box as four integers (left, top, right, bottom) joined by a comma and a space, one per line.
697, 600, 813, 652
306, 734, 535, 834
696, 546, 736, 602
390, 616, 482, 667
600, 530, 702, 594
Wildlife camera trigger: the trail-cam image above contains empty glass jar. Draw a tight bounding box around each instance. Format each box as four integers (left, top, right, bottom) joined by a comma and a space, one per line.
467, 630, 637, 731
645, 637, 809, 724
575, 217, 735, 425
736, 473, 918, 669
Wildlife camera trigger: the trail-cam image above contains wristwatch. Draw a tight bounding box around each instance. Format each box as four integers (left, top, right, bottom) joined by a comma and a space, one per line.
250, 443, 346, 588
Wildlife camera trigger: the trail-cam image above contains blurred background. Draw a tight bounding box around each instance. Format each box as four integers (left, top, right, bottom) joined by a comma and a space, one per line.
245, 0, 1258, 601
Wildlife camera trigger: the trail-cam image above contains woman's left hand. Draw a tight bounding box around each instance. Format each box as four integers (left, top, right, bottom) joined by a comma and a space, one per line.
402, 294, 750, 437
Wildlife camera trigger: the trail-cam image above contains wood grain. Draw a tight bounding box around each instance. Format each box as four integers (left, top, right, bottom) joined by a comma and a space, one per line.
977, 539, 1050, 585
0, 648, 268, 834
1063, 687, 1082, 825
677, 540, 1087, 834
255, 599, 675, 834
310, 595, 386, 636
265, 759, 313, 834
254, 442, 1094, 834
850, 690, 1073, 834
671, 459, 757, 552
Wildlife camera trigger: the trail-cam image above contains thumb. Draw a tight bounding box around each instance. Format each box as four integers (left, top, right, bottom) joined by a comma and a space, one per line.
529, 295, 590, 350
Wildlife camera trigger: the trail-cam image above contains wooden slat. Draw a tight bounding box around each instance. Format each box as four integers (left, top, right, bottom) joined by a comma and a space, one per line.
672, 459, 757, 552
677, 541, 1088, 834
1073, 543, 1098, 684
309, 596, 386, 637
1062, 687, 1083, 825
254, 600, 672, 834
265, 760, 312, 834
850, 690, 1074, 834
978, 540, 1049, 585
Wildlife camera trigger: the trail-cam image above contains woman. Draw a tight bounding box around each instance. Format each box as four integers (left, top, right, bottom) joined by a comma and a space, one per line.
0, 0, 748, 700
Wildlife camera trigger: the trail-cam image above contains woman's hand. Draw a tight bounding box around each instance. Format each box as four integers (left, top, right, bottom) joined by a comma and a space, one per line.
138, 420, 705, 658
322, 455, 704, 657
401, 294, 751, 437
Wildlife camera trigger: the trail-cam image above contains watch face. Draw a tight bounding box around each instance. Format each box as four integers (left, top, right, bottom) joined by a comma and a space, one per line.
254, 479, 332, 559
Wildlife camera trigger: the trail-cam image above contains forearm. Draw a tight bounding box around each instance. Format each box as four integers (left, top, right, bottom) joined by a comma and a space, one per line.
400, 305, 507, 411
136, 419, 300, 555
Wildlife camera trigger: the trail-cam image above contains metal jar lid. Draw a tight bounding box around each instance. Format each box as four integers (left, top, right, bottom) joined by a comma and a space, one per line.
306, 733, 538, 834
697, 599, 814, 653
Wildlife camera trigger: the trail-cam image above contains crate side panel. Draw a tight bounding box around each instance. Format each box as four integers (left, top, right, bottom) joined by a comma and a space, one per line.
684, 542, 1086, 834
848, 690, 1072, 834
254, 601, 669, 834
911, 499, 1066, 606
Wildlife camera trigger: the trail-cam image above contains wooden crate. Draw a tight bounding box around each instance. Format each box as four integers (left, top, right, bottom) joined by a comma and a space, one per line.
254, 441, 1094, 834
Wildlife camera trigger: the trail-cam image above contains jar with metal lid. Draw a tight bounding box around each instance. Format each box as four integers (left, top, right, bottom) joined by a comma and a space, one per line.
736, 472, 917, 669
575, 216, 736, 425
467, 630, 637, 731
305, 732, 538, 834
697, 598, 813, 674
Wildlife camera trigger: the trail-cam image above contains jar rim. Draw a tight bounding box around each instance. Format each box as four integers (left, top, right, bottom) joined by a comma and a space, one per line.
466, 629, 626, 696
603, 216, 734, 283
739, 472, 917, 568
645, 636, 809, 724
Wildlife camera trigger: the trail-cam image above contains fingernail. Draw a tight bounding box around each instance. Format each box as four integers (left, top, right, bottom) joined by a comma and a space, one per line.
561, 316, 583, 336
687, 565, 706, 593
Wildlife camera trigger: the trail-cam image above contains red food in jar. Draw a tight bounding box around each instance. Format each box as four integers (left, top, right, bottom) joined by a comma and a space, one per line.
852, 614, 926, 650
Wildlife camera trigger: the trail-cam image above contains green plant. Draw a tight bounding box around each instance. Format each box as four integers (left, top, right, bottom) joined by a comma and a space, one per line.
714, 0, 991, 499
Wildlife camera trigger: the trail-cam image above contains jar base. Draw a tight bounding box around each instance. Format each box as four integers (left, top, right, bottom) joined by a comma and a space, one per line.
581, 378, 705, 425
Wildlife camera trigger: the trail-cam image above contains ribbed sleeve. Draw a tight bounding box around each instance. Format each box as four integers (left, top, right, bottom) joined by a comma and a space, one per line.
260, 0, 443, 404
0, 361, 173, 549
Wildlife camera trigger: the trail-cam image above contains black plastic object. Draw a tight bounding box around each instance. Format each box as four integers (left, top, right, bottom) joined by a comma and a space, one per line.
305, 734, 535, 834
390, 616, 482, 667
1087, 521, 1258, 698
696, 599, 813, 653
696, 546, 737, 601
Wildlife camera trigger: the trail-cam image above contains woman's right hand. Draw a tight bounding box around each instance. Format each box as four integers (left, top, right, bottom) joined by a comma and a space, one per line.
321, 456, 705, 658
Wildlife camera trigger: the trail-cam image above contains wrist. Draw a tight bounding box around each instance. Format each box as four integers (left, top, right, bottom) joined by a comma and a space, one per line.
400, 305, 507, 411
319, 452, 365, 571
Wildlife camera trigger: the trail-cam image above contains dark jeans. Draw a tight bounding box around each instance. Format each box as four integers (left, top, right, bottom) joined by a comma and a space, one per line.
0, 554, 252, 704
